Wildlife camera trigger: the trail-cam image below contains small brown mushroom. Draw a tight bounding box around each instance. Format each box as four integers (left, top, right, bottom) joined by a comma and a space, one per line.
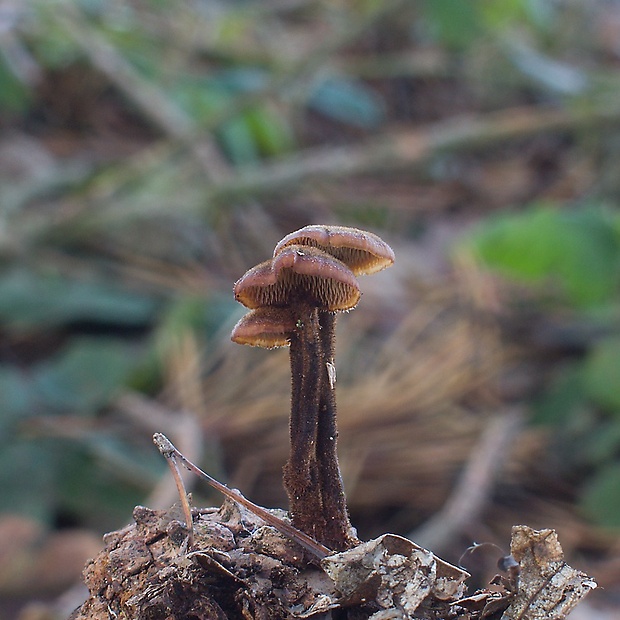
234, 245, 360, 311
274, 224, 395, 275
233, 245, 360, 550
273, 225, 395, 550
230, 307, 296, 348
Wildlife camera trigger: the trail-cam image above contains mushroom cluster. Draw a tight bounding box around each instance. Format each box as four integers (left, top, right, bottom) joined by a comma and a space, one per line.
232, 225, 394, 551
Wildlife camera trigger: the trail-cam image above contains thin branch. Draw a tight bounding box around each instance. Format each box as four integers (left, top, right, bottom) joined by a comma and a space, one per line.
153, 433, 332, 562
159, 444, 195, 547
205, 101, 620, 199
14, 100, 620, 238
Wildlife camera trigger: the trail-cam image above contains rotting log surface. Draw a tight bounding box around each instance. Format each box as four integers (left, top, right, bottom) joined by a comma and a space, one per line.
70, 501, 595, 620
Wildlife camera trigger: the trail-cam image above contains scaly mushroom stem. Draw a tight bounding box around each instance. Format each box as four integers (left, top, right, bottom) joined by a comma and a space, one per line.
232, 243, 364, 550
284, 309, 357, 550
317, 311, 358, 550
283, 305, 328, 541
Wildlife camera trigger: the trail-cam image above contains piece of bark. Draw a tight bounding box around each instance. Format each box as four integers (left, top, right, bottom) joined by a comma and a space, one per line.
70, 500, 335, 620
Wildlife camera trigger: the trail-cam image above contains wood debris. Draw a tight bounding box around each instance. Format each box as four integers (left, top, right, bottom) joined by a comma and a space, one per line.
69, 502, 595, 619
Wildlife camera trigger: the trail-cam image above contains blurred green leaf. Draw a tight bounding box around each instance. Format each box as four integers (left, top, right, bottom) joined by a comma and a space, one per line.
422, 0, 482, 48
479, 0, 557, 32
0, 368, 35, 434
579, 462, 620, 528
0, 440, 57, 522
582, 338, 620, 413
158, 294, 238, 341
0, 270, 157, 329
176, 79, 229, 125
176, 75, 293, 163
523, 0, 557, 28
309, 77, 385, 128
29, 5, 83, 69
334, 202, 390, 230
158, 295, 209, 338
129, 294, 238, 393
56, 447, 148, 530
0, 59, 31, 113
215, 13, 255, 47
580, 419, 620, 466
479, 0, 528, 29
219, 114, 260, 165
467, 207, 560, 278
33, 338, 142, 412
558, 209, 620, 305
245, 105, 295, 157
531, 365, 585, 425
465, 205, 620, 307
87, 434, 164, 487
214, 68, 267, 93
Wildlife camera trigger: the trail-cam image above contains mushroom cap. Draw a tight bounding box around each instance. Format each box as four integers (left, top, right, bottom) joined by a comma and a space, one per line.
234, 245, 360, 311
273, 225, 394, 276
231, 307, 295, 348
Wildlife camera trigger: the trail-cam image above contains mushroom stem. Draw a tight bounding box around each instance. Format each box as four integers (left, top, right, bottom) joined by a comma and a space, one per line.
284, 308, 357, 550
282, 306, 328, 542
317, 311, 358, 550
232, 241, 365, 551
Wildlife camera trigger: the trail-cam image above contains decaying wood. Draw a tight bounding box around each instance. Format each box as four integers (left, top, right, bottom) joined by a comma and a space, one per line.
70, 499, 595, 619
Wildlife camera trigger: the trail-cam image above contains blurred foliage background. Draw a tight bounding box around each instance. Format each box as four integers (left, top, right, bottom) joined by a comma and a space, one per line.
1, 0, 620, 617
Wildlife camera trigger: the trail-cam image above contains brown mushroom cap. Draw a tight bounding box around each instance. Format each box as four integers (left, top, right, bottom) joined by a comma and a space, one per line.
273, 225, 394, 276
234, 245, 360, 311
231, 307, 295, 348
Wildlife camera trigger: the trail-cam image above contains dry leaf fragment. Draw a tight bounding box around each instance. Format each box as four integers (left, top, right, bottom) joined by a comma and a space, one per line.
321, 533, 469, 616
501, 526, 596, 620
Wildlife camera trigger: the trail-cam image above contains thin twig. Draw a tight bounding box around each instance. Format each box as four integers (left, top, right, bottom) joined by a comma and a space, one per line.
212, 103, 620, 199
153, 433, 331, 561
158, 445, 195, 547
14, 100, 620, 237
